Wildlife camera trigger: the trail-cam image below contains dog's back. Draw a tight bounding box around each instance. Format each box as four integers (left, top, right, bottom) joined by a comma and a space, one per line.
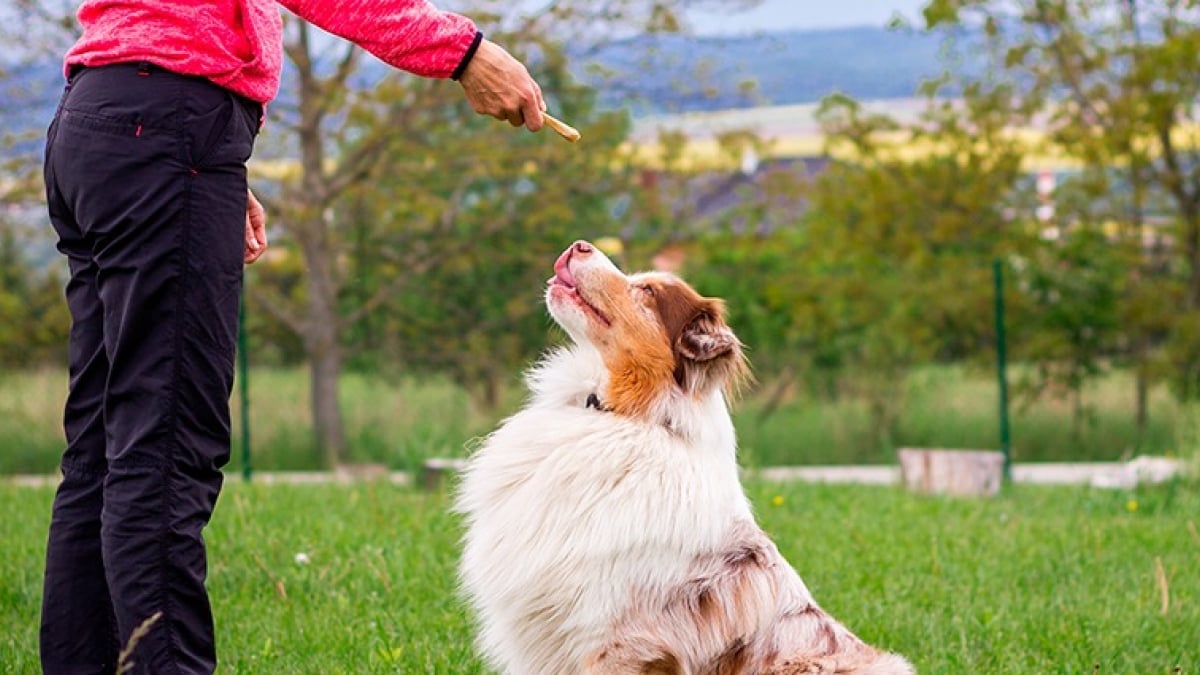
456, 241, 912, 674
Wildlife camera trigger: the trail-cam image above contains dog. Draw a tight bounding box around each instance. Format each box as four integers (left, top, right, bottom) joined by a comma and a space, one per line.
455, 240, 913, 674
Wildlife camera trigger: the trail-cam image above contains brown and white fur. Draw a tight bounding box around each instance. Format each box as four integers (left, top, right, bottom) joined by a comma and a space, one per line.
455, 241, 913, 675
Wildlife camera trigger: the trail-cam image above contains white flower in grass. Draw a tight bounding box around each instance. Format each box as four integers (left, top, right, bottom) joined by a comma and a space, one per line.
294, 552, 310, 565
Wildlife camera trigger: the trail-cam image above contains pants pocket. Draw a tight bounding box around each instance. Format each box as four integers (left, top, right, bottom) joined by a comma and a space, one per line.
188, 92, 256, 170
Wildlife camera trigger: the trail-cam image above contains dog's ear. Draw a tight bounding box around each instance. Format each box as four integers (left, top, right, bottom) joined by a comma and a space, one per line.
673, 307, 749, 397
677, 311, 738, 363
649, 279, 750, 396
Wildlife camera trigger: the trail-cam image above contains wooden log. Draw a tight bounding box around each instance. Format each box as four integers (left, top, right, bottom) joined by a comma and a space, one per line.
897, 448, 1005, 496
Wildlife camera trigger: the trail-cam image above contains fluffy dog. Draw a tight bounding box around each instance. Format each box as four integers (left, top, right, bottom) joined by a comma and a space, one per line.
455, 241, 913, 674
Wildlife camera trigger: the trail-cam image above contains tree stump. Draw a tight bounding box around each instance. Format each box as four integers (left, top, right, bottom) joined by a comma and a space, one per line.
421, 457, 467, 491
897, 448, 1005, 496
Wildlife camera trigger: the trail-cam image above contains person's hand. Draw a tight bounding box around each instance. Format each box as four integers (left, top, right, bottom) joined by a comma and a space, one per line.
458, 39, 545, 131
245, 188, 268, 265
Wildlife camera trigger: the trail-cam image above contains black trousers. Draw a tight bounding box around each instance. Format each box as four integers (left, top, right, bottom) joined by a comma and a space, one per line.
40, 63, 260, 675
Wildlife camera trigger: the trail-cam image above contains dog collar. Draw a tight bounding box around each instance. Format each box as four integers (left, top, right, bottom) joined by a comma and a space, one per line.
585, 393, 610, 412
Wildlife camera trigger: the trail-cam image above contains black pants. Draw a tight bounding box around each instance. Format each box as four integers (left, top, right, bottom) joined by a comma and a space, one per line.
40, 63, 260, 675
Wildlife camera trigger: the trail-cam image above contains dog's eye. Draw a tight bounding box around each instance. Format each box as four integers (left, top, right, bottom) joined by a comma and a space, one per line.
636, 284, 655, 296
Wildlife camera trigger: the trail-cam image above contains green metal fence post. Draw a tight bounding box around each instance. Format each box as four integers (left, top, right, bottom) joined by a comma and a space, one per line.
993, 258, 1011, 481
238, 286, 252, 482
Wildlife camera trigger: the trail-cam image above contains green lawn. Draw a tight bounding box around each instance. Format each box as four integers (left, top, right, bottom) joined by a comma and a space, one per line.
1, 480, 1196, 673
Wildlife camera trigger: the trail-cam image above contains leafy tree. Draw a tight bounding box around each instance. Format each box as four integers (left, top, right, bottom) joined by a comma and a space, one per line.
1012, 227, 1124, 435
246, 0, 758, 466
343, 83, 632, 409
0, 1, 77, 372
0, 222, 69, 367
790, 91, 1029, 447
923, 0, 1200, 411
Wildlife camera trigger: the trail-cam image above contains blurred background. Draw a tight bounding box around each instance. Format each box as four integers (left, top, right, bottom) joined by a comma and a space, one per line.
1, 0, 1198, 474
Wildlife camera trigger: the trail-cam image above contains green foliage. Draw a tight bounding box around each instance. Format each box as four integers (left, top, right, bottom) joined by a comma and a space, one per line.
730, 90, 1034, 447
923, 0, 1200, 403
241, 0, 733, 463
3, 481, 1198, 672
1011, 227, 1124, 430
768, 0, 1200, 447
0, 228, 67, 368
336, 67, 633, 407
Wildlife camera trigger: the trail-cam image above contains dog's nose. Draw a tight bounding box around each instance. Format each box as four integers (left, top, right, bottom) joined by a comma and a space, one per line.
572, 241, 593, 256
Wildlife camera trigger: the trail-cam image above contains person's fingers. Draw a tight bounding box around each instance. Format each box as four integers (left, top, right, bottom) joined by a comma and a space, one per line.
245, 188, 268, 264
248, 218, 268, 264
244, 229, 262, 264
459, 40, 551, 133
523, 87, 545, 132
252, 222, 268, 253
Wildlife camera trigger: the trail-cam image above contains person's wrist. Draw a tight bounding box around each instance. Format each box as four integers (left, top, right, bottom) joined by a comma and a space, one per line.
451, 31, 485, 81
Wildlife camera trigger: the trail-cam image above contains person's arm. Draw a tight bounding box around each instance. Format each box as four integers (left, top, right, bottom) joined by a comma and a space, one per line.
278, 0, 543, 130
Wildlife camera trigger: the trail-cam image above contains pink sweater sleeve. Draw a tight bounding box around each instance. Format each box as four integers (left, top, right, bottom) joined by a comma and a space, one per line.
277, 0, 479, 78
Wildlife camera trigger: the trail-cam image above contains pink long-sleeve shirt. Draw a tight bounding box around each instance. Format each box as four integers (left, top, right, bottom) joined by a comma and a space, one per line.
64, 0, 480, 103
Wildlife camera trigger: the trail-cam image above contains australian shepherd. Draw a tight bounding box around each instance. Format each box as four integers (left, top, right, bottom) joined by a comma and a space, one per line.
455, 240, 913, 674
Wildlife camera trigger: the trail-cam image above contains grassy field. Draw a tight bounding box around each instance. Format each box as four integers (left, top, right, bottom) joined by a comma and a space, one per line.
0, 479, 1197, 673
0, 364, 1190, 475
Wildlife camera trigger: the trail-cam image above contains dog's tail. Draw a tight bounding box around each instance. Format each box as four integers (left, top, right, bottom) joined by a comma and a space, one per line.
859, 651, 916, 675
774, 648, 915, 675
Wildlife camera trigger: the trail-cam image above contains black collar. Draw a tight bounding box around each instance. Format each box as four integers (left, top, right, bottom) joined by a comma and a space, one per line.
585, 393, 610, 412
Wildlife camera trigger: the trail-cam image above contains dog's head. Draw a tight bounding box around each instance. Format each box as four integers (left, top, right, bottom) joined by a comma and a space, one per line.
546, 240, 749, 418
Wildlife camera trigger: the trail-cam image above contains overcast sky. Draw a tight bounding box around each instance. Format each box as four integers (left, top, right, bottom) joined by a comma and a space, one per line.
687, 0, 929, 34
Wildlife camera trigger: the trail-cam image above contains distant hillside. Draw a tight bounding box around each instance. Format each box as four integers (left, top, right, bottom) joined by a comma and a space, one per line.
575, 26, 970, 114
1, 25, 969, 139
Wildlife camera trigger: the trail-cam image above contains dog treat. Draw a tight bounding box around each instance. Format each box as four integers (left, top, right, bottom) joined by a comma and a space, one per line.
543, 112, 581, 143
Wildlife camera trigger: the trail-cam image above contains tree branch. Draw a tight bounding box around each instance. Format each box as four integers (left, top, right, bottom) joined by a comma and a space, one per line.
246, 282, 306, 336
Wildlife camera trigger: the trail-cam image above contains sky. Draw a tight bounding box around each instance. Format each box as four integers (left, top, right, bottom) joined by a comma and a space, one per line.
687, 0, 930, 35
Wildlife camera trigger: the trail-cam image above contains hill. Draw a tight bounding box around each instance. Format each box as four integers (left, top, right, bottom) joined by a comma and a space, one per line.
576, 25, 964, 114
2, 24, 966, 133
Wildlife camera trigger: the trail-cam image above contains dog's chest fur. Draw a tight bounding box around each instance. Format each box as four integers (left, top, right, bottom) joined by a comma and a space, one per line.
456, 346, 754, 675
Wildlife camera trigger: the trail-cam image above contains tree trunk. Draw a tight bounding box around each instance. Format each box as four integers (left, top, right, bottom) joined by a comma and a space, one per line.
300, 215, 349, 468
1185, 208, 1200, 311
1071, 384, 1084, 439
1135, 357, 1149, 442
483, 370, 500, 411
310, 338, 347, 469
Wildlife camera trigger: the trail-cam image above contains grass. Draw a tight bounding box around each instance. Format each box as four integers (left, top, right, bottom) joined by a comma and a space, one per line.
0, 364, 1189, 474
1, 479, 1197, 673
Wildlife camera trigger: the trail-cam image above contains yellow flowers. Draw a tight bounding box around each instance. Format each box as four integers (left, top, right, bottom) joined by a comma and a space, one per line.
1126, 499, 1139, 512
771, 495, 785, 507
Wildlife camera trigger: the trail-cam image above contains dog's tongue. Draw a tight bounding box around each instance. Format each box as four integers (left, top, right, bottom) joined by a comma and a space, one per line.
552, 249, 577, 288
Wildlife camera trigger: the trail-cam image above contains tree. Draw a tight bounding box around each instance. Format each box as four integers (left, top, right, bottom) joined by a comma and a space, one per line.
790, 91, 1030, 447
246, 0, 760, 467
0, 1, 77, 371
344, 82, 632, 410
1013, 226, 1125, 435
923, 0, 1200, 411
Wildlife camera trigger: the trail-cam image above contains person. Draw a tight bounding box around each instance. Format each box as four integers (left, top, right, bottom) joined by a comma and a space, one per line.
39, 1, 544, 672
